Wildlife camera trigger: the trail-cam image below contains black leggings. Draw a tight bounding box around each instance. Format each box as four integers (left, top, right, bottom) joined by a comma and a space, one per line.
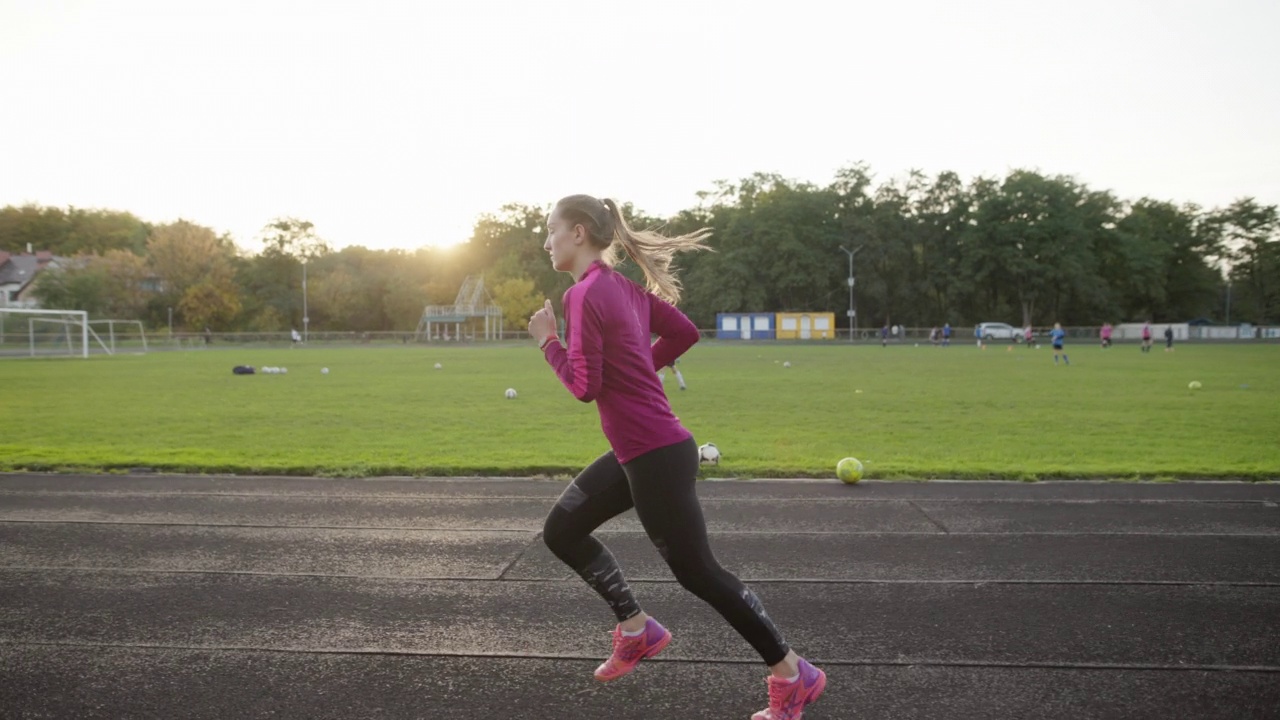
542, 437, 791, 666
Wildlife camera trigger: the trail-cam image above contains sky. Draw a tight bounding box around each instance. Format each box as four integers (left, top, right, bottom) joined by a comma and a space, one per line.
1, 0, 1277, 253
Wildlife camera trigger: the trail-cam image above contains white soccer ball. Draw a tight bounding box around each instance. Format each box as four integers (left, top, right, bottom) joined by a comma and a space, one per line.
698, 442, 720, 465
434, 363, 442, 369
505, 388, 517, 399
783, 361, 791, 368
321, 367, 329, 375
280, 367, 287, 374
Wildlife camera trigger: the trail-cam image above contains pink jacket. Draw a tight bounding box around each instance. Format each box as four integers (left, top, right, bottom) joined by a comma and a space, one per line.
542, 261, 697, 463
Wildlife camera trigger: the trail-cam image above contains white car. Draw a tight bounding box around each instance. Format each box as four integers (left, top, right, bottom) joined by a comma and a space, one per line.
978, 322, 1025, 342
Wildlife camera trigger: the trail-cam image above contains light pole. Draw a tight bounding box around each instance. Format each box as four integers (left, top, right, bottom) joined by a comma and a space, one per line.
167, 307, 173, 340
839, 245, 864, 342
1225, 280, 1232, 326
302, 257, 309, 343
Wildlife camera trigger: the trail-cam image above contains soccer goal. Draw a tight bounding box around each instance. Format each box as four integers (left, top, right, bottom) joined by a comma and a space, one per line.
89, 319, 149, 354
0, 308, 112, 358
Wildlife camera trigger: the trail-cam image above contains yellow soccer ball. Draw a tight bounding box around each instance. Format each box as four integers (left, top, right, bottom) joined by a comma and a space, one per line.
837, 457, 864, 484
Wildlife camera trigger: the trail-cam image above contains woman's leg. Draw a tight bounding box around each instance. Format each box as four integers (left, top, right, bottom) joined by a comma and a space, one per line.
624, 439, 829, 718
543, 451, 675, 681
623, 438, 791, 668
542, 451, 641, 622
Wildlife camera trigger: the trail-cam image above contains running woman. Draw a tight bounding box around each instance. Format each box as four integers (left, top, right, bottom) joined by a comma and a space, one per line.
1050, 322, 1069, 365
1141, 321, 1153, 353
528, 195, 825, 720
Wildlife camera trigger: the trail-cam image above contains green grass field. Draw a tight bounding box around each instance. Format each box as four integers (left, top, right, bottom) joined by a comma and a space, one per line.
1, 342, 1277, 479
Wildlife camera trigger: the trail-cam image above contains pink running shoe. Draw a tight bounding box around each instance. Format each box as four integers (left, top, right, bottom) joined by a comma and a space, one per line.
593, 617, 672, 682
751, 658, 826, 720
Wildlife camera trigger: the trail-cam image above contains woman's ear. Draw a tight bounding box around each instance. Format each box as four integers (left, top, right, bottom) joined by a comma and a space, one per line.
572, 223, 589, 246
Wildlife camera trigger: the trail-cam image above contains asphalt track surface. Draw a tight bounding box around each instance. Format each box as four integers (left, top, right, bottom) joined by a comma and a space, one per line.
1, 474, 1278, 720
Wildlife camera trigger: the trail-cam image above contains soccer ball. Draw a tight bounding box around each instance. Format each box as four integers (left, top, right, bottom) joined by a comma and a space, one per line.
698, 442, 720, 465
837, 457, 864, 484
1188, 381, 1202, 390
434, 363, 442, 369
783, 361, 791, 368
280, 367, 287, 374
321, 367, 329, 375
505, 388, 517, 399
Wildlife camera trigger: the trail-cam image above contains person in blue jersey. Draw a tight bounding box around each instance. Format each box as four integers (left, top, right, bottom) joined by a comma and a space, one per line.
1050, 322, 1069, 365
942, 323, 951, 347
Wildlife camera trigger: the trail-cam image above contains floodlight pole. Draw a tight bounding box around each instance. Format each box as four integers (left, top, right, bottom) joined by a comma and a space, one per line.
839, 245, 864, 342
302, 258, 309, 343
167, 307, 173, 339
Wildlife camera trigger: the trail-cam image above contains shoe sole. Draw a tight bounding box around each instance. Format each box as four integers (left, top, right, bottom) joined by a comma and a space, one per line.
594, 631, 672, 682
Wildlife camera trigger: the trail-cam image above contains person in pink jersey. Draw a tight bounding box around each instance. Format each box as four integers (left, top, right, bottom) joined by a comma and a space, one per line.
528, 195, 825, 720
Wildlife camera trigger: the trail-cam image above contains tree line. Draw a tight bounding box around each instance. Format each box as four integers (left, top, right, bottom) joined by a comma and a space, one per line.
2, 164, 1277, 332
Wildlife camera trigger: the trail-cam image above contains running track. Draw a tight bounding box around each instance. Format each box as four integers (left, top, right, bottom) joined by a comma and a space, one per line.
2, 474, 1278, 719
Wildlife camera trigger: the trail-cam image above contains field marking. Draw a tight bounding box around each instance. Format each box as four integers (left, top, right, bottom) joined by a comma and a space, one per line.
4, 639, 1277, 674
1, 565, 1277, 587
15, 475, 1274, 485
1, 519, 1277, 536
2, 489, 1278, 507
494, 532, 544, 580
907, 501, 951, 533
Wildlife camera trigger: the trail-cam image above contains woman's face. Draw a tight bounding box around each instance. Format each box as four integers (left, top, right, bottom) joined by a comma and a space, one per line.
544, 207, 585, 273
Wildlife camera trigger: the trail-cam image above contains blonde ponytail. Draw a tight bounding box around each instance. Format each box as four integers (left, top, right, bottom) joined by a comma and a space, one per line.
554, 194, 712, 304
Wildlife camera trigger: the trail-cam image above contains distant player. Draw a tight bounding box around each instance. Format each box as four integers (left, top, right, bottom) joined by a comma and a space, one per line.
1100, 322, 1112, 349
880, 323, 889, 347
1141, 321, 1153, 353
1050, 322, 1069, 365
528, 194, 824, 720
1164, 325, 1174, 352
929, 326, 940, 346
942, 322, 951, 347
659, 358, 687, 390
1024, 324, 1033, 347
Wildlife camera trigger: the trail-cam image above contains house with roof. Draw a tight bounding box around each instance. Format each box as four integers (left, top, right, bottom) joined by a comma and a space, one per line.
0, 249, 64, 308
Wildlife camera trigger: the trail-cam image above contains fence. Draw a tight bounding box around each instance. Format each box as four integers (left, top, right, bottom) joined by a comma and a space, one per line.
150, 325, 1280, 350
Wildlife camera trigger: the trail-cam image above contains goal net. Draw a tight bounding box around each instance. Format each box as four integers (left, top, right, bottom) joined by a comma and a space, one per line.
0, 308, 107, 358
89, 319, 149, 354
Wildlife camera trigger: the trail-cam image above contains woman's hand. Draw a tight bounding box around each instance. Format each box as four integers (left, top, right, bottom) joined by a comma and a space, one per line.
529, 299, 557, 346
